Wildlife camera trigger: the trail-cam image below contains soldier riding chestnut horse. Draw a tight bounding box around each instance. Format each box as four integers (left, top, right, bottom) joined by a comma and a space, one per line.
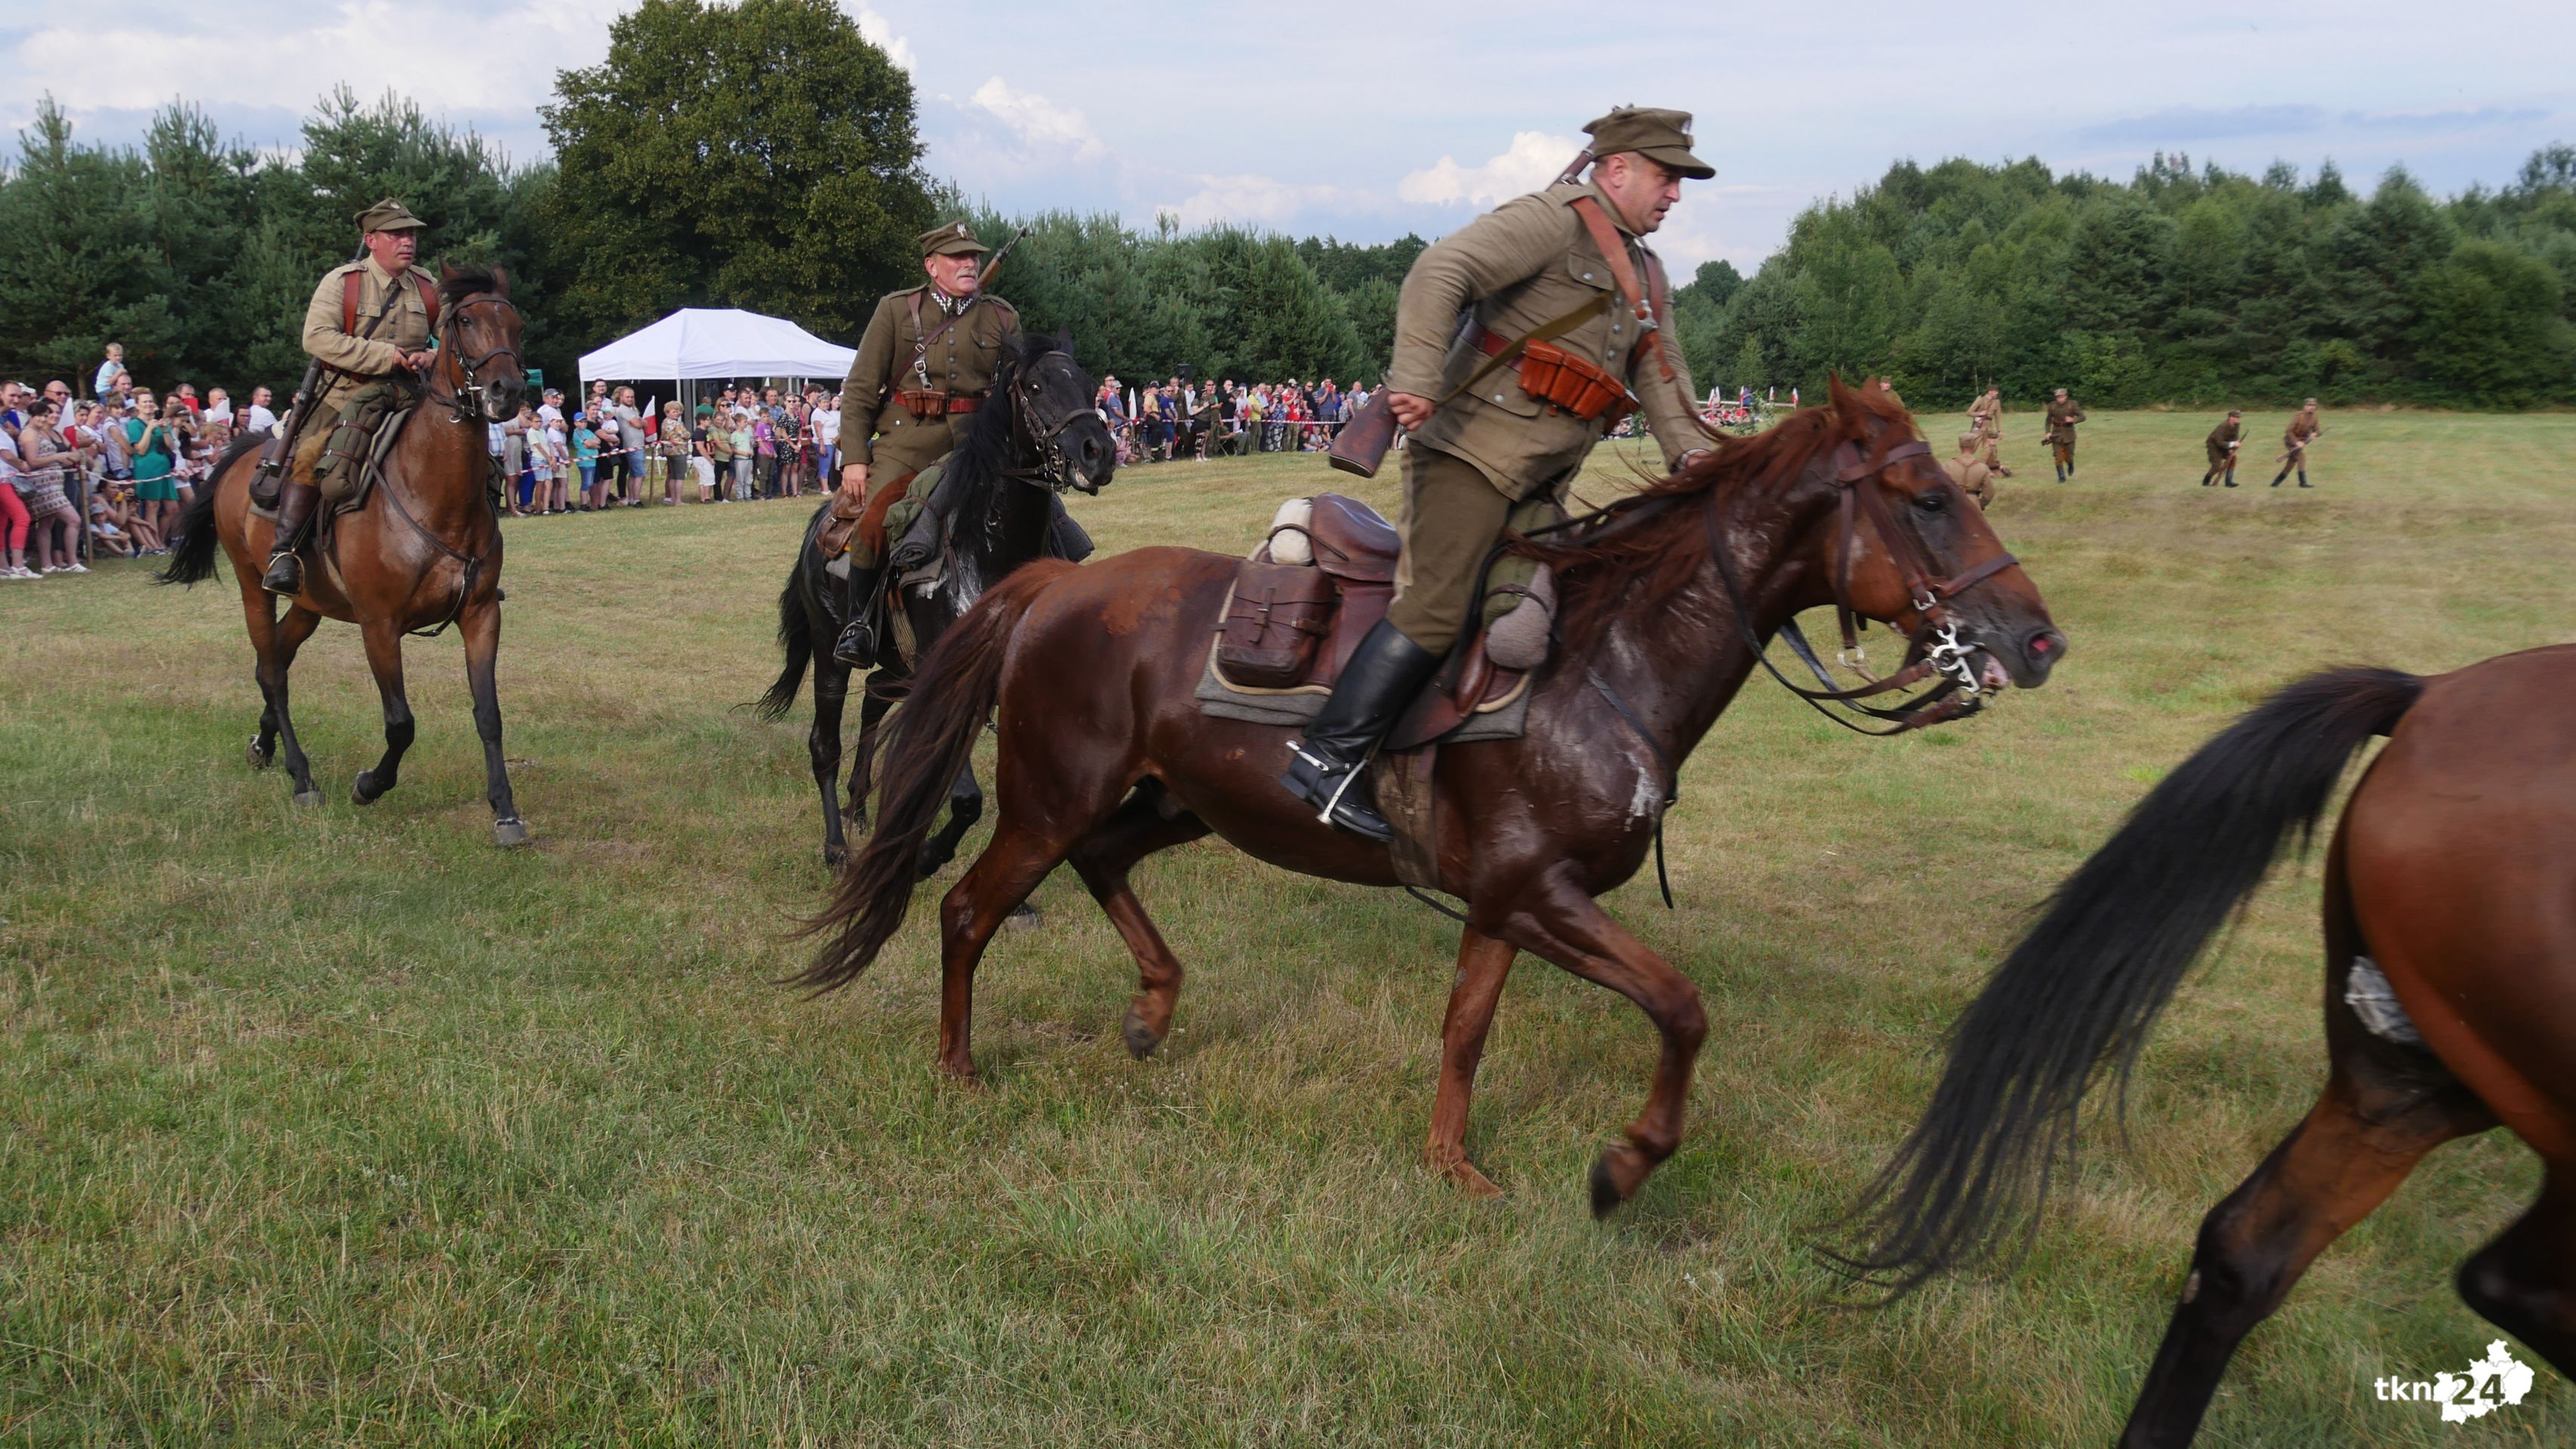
1841, 646, 2576, 1447
798, 377, 2064, 1214
160, 249, 531, 845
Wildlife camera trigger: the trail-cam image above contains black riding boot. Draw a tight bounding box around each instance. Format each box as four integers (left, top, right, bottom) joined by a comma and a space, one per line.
260, 476, 322, 596
834, 563, 882, 668
1280, 618, 1442, 842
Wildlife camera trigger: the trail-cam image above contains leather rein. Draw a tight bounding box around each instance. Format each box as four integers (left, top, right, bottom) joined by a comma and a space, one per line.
997, 351, 1095, 494
1703, 433, 2020, 735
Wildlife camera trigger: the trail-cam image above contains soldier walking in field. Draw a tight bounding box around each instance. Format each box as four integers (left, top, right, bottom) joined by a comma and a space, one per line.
1968, 386, 2011, 477
260, 199, 440, 596
2270, 398, 2323, 488
2202, 410, 2243, 488
1280, 107, 1716, 839
826, 222, 1022, 666
2044, 387, 2085, 482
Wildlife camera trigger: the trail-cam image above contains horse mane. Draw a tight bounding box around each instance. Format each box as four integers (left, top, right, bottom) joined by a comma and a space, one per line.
435, 264, 505, 306
1523, 377, 1916, 651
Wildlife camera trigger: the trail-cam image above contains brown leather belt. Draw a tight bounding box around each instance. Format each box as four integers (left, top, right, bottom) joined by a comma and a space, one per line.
893, 388, 986, 418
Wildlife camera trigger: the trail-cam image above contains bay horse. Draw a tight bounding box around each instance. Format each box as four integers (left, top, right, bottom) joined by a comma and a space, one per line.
159, 265, 531, 845
755, 331, 1113, 868
799, 377, 2066, 1212
1839, 646, 2576, 1445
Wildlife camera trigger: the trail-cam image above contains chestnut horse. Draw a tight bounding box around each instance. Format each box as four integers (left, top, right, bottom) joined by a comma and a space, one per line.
159, 265, 531, 845
1841, 646, 2576, 1445
800, 378, 2066, 1212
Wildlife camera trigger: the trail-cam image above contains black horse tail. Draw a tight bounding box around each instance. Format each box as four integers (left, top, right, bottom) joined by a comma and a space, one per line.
155, 484, 224, 586
787, 558, 1079, 993
1835, 665, 2424, 1295
755, 558, 813, 720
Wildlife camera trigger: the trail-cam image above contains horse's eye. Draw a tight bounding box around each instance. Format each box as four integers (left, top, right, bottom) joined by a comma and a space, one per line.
1913, 491, 1947, 515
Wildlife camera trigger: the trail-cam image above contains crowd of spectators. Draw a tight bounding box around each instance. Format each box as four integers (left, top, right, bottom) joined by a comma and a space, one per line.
0, 352, 259, 580
1094, 375, 1371, 463
502, 380, 842, 515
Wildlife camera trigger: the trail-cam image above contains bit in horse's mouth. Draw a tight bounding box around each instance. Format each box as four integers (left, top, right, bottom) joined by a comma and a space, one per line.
1977, 651, 2011, 691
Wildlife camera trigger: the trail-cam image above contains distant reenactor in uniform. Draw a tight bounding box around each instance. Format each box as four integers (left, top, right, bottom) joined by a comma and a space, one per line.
1280, 106, 1716, 839
2202, 410, 2243, 487
262, 198, 439, 595
1968, 386, 2011, 475
826, 220, 1022, 666
2270, 398, 2323, 488
1942, 432, 1995, 509
2044, 387, 2086, 481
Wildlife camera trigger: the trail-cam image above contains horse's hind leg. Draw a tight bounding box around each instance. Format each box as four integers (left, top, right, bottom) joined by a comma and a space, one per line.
845, 675, 893, 830
918, 761, 983, 878
253, 597, 325, 805
459, 598, 528, 847
1064, 786, 1211, 1059
934, 814, 1082, 1080
2117, 1041, 2491, 1449
2457, 1163, 2576, 1377
809, 655, 854, 865
351, 616, 414, 806
1424, 928, 1516, 1198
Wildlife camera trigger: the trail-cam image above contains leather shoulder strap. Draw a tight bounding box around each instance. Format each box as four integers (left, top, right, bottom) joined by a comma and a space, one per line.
1569, 195, 1674, 385
342, 269, 360, 334
414, 271, 440, 332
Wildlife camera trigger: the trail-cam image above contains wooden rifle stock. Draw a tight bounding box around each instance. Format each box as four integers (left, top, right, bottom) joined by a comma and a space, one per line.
1327, 391, 1399, 478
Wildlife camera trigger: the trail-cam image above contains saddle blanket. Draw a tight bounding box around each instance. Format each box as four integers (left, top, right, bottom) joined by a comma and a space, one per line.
1193, 640, 1533, 744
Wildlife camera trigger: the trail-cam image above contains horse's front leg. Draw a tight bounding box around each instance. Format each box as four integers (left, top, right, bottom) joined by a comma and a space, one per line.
351, 616, 414, 806
916, 761, 982, 878
845, 677, 894, 833
459, 597, 527, 847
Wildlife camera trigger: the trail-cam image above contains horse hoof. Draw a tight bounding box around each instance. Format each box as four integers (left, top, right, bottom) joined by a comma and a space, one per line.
247, 736, 273, 770
352, 771, 381, 806
822, 843, 848, 868
494, 817, 531, 848
1122, 1008, 1163, 1060
916, 851, 954, 879
1588, 1143, 1649, 1220
1428, 1149, 1505, 1200
291, 789, 323, 810
1005, 903, 1041, 931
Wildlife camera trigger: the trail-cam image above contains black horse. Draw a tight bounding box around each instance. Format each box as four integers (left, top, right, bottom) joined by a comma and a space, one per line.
759, 331, 1115, 869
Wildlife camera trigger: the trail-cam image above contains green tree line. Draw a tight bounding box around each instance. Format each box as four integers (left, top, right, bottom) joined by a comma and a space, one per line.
1676, 149, 2576, 409
4, 0, 2567, 411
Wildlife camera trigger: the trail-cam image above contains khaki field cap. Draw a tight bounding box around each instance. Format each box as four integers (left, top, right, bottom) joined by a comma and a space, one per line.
355, 198, 427, 234
1583, 107, 1716, 180
918, 220, 990, 258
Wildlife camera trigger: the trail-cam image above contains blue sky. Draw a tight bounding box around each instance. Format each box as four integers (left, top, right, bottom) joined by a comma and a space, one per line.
4, 1, 2568, 272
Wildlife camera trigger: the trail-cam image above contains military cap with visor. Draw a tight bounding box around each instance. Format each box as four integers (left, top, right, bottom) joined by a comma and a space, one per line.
355, 198, 428, 234
1583, 107, 1716, 180
917, 220, 990, 258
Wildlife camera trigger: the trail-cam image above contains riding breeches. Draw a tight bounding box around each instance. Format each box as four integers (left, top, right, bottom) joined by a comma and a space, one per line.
1388, 445, 1559, 656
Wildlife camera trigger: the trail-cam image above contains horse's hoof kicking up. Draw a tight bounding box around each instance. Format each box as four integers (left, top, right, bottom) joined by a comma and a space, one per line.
352, 771, 383, 806
246, 736, 273, 770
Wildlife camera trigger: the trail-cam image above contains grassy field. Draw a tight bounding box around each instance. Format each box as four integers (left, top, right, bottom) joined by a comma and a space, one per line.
5, 408, 2572, 1446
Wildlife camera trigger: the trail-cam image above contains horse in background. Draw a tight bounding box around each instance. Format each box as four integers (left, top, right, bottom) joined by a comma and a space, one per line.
160, 265, 533, 846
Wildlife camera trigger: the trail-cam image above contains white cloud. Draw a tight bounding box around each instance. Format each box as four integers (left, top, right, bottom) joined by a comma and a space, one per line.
850, 5, 916, 72
968, 78, 1104, 160
1397, 131, 1582, 207
1154, 174, 1341, 230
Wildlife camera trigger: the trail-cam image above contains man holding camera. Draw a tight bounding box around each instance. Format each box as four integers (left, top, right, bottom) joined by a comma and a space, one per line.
1281, 106, 1716, 840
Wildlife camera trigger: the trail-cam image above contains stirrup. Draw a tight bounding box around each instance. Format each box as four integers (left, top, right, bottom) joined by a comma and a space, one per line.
1282, 745, 1393, 843
260, 550, 304, 597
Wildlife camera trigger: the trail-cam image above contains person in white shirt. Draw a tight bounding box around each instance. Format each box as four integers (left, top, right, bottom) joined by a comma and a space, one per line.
203, 388, 235, 428
93, 345, 123, 399
811, 393, 841, 478
244, 386, 279, 435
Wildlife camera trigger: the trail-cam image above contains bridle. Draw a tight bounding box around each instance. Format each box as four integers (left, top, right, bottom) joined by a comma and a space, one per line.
429, 293, 525, 422
998, 351, 1099, 494
1704, 429, 2020, 735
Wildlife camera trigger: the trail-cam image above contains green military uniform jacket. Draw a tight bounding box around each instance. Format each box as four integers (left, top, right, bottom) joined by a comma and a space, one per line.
1390, 180, 1704, 498
836, 285, 1021, 480
2045, 398, 2086, 445
301, 258, 436, 414
2284, 410, 2322, 450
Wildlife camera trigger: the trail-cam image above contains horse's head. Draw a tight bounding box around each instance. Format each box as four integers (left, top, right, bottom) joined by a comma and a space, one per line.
1008, 329, 1115, 495
1801, 375, 2065, 692
435, 263, 525, 423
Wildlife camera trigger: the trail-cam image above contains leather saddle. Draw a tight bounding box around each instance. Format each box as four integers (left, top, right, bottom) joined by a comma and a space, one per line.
1216, 493, 1526, 749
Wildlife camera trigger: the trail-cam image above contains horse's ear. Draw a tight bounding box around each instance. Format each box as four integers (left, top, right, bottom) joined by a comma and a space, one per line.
1826, 372, 1866, 435
439, 261, 457, 282
491, 266, 510, 297
1055, 325, 1073, 355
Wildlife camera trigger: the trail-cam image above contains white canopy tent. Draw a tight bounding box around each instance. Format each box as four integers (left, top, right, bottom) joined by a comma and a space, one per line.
577, 308, 854, 414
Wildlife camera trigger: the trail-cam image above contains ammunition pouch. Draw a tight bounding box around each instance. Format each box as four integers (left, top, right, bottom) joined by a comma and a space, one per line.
891, 389, 983, 420
1475, 328, 1635, 426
